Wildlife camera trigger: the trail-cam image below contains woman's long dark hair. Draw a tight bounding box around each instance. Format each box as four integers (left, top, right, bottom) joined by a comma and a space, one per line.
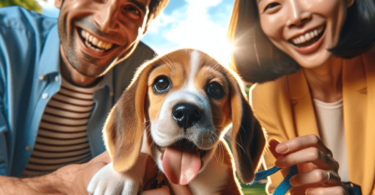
228, 0, 375, 83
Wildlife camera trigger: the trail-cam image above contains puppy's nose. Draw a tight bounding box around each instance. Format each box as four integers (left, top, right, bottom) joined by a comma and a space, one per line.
172, 103, 201, 131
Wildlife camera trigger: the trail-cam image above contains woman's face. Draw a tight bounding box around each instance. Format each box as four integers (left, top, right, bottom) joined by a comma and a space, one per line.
257, 0, 351, 68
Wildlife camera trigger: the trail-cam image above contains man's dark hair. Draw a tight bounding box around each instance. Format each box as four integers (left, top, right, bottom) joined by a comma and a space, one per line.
227, 0, 375, 84
148, 0, 168, 23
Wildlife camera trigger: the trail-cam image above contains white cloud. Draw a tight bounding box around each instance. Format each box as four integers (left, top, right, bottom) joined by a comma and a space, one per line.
35, 0, 55, 8
146, 0, 233, 66
36, 0, 59, 18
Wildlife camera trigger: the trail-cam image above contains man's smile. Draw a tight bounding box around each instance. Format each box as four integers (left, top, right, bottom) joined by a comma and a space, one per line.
78, 28, 117, 52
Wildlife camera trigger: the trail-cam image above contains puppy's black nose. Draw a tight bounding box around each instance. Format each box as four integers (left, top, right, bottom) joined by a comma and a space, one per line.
172, 103, 201, 131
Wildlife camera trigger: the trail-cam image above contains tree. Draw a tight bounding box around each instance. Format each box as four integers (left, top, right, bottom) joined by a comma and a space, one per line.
0, 0, 42, 13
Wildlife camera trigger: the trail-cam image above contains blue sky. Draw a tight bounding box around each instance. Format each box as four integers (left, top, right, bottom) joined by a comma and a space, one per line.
37, 0, 235, 65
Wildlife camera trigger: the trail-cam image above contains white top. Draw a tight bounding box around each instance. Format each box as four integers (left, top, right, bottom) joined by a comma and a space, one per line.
22, 78, 100, 177
313, 99, 349, 182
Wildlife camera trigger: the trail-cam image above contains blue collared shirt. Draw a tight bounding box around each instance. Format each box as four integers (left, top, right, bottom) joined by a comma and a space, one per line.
0, 6, 156, 177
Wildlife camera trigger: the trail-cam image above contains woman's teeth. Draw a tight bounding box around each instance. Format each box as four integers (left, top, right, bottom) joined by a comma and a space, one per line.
81, 30, 113, 51
291, 26, 324, 45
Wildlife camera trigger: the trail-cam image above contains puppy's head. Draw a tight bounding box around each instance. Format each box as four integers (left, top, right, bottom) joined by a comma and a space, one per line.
103, 49, 265, 185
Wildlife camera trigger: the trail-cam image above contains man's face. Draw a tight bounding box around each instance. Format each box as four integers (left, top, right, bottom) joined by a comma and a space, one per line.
55, 0, 151, 77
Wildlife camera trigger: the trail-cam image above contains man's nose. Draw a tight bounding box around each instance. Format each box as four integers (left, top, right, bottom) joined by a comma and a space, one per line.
92, 0, 121, 33
285, 0, 312, 27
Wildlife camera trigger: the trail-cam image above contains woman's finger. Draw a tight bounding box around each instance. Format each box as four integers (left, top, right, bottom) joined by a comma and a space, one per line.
306, 186, 348, 195
275, 134, 332, 156
275, 147, 339, 170
269, 139, 283, 159
290, 169, 340, 187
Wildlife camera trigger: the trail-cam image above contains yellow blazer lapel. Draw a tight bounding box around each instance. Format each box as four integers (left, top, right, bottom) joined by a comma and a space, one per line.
342, 55, 367, 188
287, 70, 320, 137
345, 49, 375, 195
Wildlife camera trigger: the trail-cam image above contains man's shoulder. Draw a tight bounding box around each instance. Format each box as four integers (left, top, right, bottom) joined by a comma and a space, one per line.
0, 6, 57, 32
110, 41, 157, 96
132, 41, 157, 61
115, 41, 157, 71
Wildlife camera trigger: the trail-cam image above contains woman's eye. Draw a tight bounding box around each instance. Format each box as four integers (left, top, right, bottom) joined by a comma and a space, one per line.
206, 82, 225, 99
153, 76, 171, 93
264, 3, 280, 12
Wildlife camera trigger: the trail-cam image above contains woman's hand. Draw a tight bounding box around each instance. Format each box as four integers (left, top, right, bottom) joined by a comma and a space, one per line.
269, 134, 349, 195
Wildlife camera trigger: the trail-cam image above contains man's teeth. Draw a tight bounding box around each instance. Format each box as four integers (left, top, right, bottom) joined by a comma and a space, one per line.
81, 30, 113, 51
292, 26, 324, 45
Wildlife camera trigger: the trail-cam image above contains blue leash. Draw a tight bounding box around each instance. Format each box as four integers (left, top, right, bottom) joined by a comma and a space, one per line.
250, 165, 299, 195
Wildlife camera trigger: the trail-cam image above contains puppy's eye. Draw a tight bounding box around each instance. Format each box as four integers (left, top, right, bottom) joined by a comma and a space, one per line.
206, 82, 225, 99
153, 76, 171, 93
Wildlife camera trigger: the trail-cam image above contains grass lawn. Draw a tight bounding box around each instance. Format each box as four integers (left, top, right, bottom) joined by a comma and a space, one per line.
241, 183, 267, 195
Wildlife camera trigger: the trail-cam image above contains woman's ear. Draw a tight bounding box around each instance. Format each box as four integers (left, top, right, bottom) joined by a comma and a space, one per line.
346, 0, 355, 7
54, 0, 63, 9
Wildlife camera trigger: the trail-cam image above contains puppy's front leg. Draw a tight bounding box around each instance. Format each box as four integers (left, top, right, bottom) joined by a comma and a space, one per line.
87, 153, 149, 195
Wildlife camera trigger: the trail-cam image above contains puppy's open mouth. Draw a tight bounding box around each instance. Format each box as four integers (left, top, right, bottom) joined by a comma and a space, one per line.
156, 139, 209, 185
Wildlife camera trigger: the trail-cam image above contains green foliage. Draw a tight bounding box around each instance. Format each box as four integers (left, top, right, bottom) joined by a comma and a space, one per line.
245, 84, 251, 98
0, 0, 42, 13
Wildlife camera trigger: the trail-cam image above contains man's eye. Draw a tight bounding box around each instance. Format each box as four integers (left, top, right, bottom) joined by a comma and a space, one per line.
123, 6, 140, 16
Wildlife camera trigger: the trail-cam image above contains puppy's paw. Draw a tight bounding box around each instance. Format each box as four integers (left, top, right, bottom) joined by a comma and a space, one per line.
87, 162, 142, 195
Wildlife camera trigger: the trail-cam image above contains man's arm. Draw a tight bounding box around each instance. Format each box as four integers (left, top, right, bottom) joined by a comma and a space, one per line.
0, 151, 111, 195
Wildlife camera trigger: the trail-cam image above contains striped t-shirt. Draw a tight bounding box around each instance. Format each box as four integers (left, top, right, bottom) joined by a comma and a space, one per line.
22, 78, 100, 177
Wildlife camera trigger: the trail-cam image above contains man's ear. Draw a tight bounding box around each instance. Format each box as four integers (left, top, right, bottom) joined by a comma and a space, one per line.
54, 0, 63, 9
347, 0, 355, 7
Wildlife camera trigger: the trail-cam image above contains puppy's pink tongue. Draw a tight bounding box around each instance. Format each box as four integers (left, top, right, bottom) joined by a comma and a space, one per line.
162, 145, 201, 185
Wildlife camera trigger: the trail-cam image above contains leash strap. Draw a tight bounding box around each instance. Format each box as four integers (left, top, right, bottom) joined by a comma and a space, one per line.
251, 165, 299, 195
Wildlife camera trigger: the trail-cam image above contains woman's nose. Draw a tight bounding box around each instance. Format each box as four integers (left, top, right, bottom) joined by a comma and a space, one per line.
285, 0, 312, 27
92, 0, 121, 33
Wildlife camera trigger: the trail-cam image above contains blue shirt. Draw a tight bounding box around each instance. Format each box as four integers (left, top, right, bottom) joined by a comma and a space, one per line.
0, 6, 156, 177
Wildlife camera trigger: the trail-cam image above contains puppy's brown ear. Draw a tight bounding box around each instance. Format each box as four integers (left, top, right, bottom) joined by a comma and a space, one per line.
103, 61, 155, 172
228, 75, 266, 184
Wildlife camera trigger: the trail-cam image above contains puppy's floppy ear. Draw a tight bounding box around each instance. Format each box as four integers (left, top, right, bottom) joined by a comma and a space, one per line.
228, 74, 266, 184
103, 61, 155, 172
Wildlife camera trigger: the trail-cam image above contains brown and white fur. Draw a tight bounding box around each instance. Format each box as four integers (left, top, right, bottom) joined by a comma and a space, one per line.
88, 49, 266, 195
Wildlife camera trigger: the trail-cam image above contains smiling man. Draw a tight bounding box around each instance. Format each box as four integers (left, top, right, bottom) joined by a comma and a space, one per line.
0, 0, 168, 194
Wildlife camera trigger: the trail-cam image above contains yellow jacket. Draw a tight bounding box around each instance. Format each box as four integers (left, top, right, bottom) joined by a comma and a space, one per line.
250, 48, 375, 195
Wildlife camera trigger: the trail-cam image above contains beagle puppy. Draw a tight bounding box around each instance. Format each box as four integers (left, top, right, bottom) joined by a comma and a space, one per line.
89, 49, 265, 195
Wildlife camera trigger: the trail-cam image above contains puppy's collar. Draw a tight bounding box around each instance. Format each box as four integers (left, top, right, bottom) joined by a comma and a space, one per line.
251, 165, 299, 195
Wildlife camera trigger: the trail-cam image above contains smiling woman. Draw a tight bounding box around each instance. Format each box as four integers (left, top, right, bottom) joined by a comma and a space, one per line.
228, 0, 375, 194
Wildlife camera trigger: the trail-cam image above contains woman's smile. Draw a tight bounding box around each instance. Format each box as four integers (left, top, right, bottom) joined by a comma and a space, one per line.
289, 25, 325, 48
289, 25, 326, 54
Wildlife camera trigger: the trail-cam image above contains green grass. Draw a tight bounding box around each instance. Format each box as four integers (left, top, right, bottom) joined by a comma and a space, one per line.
241, 183, 267, 195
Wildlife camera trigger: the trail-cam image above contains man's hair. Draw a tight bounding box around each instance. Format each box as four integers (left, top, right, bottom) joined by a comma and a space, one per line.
148, 0, 168, 23
227, 0, 375, 84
